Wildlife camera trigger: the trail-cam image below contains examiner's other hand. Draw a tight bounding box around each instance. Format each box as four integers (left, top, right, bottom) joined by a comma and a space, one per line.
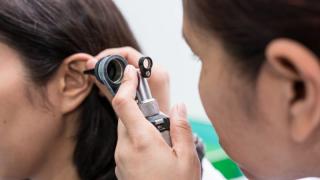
86, 47, 170, 114
113, 64, 201, 180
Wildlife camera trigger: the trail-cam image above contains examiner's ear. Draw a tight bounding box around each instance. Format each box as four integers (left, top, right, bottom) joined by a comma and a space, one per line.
58, 53, 94, 114
266, 38, 320, 143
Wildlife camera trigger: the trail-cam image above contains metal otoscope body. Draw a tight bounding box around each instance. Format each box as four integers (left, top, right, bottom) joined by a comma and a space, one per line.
84, 55, 172, 146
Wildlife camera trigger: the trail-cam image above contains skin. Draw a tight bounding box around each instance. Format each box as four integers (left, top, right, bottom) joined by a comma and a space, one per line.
0, 42, 93, 180
183, 15, 320, 178
90, 5, 320, 180
0, 43, 170, 180
86, 47, 200, 180
88, 47, 171, 114
3, 3, 318, 180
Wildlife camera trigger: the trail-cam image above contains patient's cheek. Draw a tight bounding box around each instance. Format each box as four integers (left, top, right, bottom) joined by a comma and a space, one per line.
0, 48, 62, 177
0, 70, 35, 176
0, 79, 63, 177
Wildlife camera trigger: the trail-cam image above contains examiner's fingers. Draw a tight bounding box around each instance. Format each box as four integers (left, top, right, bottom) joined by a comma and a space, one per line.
169, 104, 196, 155
95, 47, 143, 67
117, 120, 128, 143
115, 120, 130, 168
86, 57, 98, 69
86, 47, 171, 114
112, 65, 150, 136
85, 47, 142, 102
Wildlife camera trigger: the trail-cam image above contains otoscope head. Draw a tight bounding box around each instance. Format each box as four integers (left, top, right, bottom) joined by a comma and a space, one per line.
84, 55, 127, 96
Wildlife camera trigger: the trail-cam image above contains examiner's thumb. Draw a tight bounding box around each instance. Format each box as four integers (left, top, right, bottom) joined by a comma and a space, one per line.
170, 104, 195, 152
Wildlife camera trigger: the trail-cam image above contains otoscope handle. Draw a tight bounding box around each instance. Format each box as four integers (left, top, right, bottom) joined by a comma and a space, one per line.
136, 57, 172, 146
146, 113, 172, 146
138, 99, 172, 146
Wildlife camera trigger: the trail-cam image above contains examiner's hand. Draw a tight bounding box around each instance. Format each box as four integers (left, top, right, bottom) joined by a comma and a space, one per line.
86, 47, 170, 114
113, 64, 201, 180
86, 47, 201, 180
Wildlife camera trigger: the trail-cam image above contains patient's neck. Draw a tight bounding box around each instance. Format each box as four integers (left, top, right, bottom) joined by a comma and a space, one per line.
31, 115, 80, 180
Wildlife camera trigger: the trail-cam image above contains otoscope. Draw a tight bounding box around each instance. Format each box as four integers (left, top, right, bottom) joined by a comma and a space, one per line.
84, 55, 172, 146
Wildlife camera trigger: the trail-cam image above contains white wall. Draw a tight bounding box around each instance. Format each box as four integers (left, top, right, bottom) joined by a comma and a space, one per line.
114, 0, 209, 121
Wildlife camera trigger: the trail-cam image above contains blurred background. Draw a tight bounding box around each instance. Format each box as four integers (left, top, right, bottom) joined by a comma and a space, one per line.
114, 0, 243, 179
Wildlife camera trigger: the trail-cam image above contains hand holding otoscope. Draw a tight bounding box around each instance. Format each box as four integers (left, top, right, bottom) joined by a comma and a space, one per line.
85, 51, 204, 179
84, 55, 172, 145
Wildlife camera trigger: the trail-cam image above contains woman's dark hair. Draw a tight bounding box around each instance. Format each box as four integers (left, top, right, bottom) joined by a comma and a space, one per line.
0, 0, 140, 179
185, 0, 320, 77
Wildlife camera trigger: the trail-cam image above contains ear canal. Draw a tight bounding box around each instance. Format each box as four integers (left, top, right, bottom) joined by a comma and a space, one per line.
84, 69, 95, 75
291, 81, 305, 104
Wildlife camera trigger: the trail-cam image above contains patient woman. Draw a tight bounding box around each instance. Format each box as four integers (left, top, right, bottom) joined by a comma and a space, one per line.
0, 0, 139, 179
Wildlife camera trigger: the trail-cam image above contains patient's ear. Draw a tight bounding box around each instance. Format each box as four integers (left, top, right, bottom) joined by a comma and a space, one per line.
266, 38, 320, 143
57, 53, 94, 114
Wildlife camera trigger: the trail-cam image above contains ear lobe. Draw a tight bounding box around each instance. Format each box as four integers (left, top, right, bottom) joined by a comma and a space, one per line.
60, 53, 94, 114
266, 38, 320, 143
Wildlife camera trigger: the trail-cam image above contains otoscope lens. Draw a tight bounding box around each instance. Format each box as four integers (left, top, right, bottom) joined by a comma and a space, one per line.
105, 59, 124, 84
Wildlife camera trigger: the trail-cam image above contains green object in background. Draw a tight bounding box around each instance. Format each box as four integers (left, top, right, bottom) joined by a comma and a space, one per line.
189, 118, 243, 179
213, 158, 243, 179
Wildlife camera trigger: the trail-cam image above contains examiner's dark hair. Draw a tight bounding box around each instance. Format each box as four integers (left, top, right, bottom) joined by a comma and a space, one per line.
0, 0, 140, 179
184, 0, 320, 77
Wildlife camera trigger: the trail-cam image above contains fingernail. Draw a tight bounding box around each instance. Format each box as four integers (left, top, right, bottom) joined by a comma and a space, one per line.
177, 103, 187, 119
172, 103, 187, 119
124, 65, 134, 76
